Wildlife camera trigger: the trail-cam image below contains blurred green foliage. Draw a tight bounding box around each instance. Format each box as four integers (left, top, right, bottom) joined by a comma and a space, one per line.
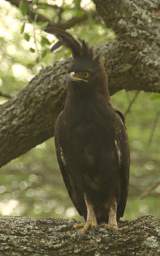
0, 0, 159, 220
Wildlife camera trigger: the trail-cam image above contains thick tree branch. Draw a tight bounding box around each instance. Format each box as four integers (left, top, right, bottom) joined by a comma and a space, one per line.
0, 0, 160, 167
0, 216, 159, 255
94, 0, 160, 93
0, 38, 160, 168
0, 61, 69, 167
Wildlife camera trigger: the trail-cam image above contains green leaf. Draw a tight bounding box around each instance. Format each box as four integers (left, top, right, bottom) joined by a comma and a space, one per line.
20, 22, 26, 34
38, 3, 48, 10
29, 48, 35, 53
24, 33, 30, 41
41, 48, 48, 58
19, 0, 29, 16
32, 0, 39, 4
37, 21, 48, 29
41, 36, 50, 46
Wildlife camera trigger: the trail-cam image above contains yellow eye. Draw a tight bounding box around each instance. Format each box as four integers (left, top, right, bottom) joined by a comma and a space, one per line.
82, 72, 90, 79
71, 71, 90, 82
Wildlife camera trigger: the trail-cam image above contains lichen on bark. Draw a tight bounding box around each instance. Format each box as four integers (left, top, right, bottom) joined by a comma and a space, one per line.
0, 0, 159, 170
0, 216, 159, 256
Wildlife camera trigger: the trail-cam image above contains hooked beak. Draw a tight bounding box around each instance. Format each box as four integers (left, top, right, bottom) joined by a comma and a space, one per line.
70, 72, 88, 83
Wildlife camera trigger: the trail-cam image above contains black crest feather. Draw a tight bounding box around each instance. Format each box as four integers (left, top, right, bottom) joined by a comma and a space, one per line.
51, 27, 81, 57
51, 27, 98, 60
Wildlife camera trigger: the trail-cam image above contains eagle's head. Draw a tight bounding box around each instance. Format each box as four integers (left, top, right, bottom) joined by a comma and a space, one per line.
69, 40, 102, 86
52, 27, 109, 96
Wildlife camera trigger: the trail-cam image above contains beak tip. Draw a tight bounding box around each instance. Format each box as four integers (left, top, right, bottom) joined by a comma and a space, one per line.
69, 72, 88, 83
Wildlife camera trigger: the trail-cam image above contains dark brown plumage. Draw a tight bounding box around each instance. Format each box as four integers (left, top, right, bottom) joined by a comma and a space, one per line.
54, 29, 130, 232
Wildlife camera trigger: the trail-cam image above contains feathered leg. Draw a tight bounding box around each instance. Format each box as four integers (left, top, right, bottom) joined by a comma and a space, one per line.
73, 194, 97, 233
107, 197, 118, 230
80, 194, 97, 233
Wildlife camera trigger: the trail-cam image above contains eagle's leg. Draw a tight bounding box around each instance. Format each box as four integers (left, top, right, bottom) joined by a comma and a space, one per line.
80, 194, 97, 233
107, 197, 118, 230
73, 195, 97, 232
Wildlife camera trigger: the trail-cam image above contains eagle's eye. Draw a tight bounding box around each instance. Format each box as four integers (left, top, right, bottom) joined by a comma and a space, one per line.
70, 71, 90, 82
82, 72, 90, 79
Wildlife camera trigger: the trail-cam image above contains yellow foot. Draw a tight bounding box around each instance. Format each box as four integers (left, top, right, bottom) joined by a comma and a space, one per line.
80, 222, 97, 234
103, 223, 118, 231
73, 223, 84, 230
73, 222, 97, 233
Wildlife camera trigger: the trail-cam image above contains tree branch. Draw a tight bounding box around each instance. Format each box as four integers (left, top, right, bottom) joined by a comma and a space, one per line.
0, 36, 160, 168
141, 181, 160, 198
94, 0, 160, 93
0, 0, 160, 167
0, 91, 12, 99
124, 91, 140, 116
0, 216, 159, 255
0, 61, 68, 167
147, 111, 160, 145
5, 0, 93, 31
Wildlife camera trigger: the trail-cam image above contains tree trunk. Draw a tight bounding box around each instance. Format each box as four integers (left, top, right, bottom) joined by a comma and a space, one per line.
93, 0, 160, 93
0, 216, 159, 256
0, 0, 160, 167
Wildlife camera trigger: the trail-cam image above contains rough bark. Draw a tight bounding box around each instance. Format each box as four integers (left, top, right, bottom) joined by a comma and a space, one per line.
0, 0, 160, 167
94, 0, 160, 93
0, 62, 68, 167
0, 216, 159, 256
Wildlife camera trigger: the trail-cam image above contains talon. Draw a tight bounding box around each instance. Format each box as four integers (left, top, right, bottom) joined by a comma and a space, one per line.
104, 223, 118, 231
106, 197, 118, 231
74, 222, 97, 234
79, 195, 97, 234
80, 222, 97, 234
73, 223, 84, 230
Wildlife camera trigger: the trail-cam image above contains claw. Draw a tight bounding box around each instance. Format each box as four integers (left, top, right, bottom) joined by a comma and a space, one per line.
73, 223, 84, 230
103, 223, 118, 231
74, 194, 98, 234
80, 221, 97, 234
73, 221, 97, 234
104, 197, 118, 231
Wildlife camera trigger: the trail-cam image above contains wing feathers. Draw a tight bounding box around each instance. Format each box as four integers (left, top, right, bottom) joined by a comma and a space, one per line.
115, 110, 130, 218
54, 112, 86, 218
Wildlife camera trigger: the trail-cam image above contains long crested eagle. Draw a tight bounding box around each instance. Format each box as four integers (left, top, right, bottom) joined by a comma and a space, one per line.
53, 28, 130, 233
